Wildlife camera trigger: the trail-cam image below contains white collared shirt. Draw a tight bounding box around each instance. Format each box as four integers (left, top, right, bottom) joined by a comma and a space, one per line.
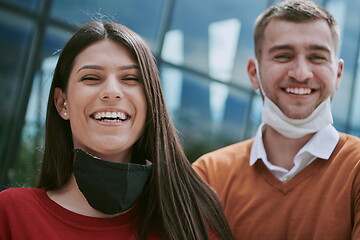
250, 123, 339, 182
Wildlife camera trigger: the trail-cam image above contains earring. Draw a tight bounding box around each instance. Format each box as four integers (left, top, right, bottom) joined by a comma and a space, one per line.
64, 112, 68, 117
64, 101, 67, 107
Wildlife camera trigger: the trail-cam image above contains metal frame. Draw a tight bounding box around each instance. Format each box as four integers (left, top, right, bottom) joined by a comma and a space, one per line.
1, 0, 360, 189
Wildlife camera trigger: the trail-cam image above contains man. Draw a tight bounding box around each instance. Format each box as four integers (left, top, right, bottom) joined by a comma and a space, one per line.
193, 0, 360, 239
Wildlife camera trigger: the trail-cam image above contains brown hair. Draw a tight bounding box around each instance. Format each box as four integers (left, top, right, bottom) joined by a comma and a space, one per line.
38, 22, 232, 240
254, 0, 340, 59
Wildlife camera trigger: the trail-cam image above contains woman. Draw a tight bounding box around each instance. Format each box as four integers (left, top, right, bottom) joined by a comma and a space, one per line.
0, 21, 232, 240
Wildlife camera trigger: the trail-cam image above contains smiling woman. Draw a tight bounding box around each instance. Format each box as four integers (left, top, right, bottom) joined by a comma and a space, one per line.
54, 39, 147, 163
0, 22, 233, 240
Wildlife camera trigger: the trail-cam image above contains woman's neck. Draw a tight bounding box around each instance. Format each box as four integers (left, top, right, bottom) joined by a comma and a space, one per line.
46, 174, 121, 218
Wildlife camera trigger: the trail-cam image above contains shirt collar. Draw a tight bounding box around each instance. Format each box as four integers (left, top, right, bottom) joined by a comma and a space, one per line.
250, 124, 339, 166
250, 123, 266, 166
299, 124, 339, 159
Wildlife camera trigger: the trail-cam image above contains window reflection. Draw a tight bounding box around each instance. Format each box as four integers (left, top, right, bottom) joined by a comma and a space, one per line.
3, 0, 360, 189
208, 19, 241, 81
9, 27, 70, 187
208, 18, 240, 134
0, 0, 40, 10
351, 49, 360, 132
0, 10, 33, 173
161, 29, 184, 115
50, 0, 166, 51
327, 0, 360, 133
161, 64, 250, 161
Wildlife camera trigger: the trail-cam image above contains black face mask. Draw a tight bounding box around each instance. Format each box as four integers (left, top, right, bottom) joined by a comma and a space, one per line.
73, 149, 153, 215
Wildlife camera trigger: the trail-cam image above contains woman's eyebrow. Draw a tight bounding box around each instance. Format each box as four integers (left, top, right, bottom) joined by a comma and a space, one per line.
118, 64, 140, 70
77, 64, 140, 73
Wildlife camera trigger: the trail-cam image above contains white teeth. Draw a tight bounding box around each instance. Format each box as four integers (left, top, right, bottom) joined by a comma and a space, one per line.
119, 112, 126, 120
93, 111, 128, 121
285, 88, 312, 95
94, 112, 102, 119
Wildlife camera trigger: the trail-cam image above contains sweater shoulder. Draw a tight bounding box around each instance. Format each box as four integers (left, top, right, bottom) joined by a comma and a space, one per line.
337, 133, 360, 157
199, 138, 253, 161
339, 132, 360, 145
0, 187, 42, 206
193, 138, 254, 171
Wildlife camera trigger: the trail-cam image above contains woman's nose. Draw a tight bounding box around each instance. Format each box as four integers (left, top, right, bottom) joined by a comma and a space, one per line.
100, 77, 124, 101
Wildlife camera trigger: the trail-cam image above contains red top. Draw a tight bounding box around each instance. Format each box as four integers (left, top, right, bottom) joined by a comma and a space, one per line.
0, 188, 161, 239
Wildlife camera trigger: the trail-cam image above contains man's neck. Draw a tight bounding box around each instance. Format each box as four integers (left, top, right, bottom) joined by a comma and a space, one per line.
262, 125, 315, 170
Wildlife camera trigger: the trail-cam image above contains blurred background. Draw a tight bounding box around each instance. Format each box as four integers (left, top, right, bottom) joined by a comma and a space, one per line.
1, 0, 360, 190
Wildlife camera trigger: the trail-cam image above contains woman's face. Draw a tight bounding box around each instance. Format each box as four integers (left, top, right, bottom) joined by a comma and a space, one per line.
55, 39, 147, 163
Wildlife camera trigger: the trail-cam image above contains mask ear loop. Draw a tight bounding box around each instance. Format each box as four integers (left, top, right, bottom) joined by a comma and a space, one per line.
254, 59, 267, 99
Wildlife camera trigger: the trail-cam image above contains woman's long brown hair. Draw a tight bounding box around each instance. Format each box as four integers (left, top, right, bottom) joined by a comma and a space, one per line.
38, 21, 232, 240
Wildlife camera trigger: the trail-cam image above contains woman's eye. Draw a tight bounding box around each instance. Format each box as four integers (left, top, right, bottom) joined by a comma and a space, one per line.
82, 77, 99, 80
82, 76, 99, 81
122, 76, 141, 85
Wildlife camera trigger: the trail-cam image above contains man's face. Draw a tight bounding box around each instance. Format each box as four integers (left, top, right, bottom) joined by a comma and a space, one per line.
249, 19, 344, 119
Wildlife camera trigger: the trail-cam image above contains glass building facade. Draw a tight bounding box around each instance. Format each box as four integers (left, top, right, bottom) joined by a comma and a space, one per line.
1, 0, 360, 190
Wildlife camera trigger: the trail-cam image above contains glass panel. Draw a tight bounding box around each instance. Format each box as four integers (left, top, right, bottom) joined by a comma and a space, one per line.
9, 27, 72, 187
350, 47, 360, 136
50, 0, 167, 51
160, 64, 251, 162
248, 94, 263, 138
350, 128, 360, 138
0, 0, 41, 11
0, 10, 34, 180
346, 0, 360, 137
326, 0, 352, 131
331, 0, 360, 134
163, 0, 268, 89
326, 0, 346, 51
271, 0, 323, 4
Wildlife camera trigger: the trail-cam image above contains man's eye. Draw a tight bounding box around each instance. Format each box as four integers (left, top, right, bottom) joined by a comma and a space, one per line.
309, 55, 326, 62
274, 54, 291, 59
274, 54, 292, 62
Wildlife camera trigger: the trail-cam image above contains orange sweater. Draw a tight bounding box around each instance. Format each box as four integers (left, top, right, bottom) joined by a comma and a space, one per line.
193, 133, 360, 240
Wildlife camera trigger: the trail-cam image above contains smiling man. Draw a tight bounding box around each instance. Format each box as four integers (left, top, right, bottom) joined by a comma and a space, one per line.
193, 0, 360, 239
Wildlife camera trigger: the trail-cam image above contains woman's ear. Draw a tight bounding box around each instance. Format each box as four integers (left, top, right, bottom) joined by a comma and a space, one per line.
54, 88, 69, 120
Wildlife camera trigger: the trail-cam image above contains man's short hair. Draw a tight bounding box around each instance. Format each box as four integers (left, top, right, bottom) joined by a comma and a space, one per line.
254, 0, 340, 59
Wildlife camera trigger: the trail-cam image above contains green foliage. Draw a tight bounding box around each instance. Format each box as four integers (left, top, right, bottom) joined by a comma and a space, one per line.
9, 123, 44, 188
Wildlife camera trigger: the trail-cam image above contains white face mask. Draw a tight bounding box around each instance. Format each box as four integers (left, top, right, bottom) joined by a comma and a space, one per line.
255, 60, 333, 139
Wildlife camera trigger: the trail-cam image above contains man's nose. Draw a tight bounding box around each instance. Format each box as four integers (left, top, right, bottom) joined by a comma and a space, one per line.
287, 57, 313, 82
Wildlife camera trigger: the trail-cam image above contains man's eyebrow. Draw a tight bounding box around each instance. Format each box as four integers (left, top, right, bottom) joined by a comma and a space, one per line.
268, 45, 295, 54
267, 44, 331, 55
77, 64, 140, 73
307, 45, 331, 54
